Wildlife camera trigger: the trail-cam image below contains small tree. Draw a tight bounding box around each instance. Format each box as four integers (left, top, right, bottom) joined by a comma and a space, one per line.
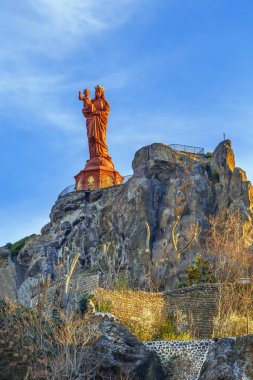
204, 209, 250, 283
204, 209, 253, 337
180, 255, 216, 287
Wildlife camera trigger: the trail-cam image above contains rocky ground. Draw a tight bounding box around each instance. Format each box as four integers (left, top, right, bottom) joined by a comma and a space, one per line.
199, 334, 253, 380
90, 316, 165, 379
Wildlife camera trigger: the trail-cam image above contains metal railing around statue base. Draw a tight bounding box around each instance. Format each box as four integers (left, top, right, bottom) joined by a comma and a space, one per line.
58, 175, 132, 198
58, 144, 205, 198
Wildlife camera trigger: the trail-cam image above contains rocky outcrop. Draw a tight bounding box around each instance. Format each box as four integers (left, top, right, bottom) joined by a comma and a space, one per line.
198, 335, 253, 379
132, 143, 177, 180
92, 316, 165, 379
210, 140, 235, 179
210, 140, 253, 217
2, 140, 253, 304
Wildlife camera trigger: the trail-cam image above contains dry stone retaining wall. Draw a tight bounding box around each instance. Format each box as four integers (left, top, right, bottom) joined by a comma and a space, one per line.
31, 271, 100, 314
165, 284, 220, 338
95, 285, 220, 339
94, 289, 166, 332
145, 339, 214, 380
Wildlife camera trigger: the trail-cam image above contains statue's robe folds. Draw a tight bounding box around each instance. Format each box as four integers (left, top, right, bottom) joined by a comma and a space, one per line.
83, 98, 113, 167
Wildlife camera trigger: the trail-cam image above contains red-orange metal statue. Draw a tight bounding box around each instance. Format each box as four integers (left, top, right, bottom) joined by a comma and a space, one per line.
75, 85, 123, 190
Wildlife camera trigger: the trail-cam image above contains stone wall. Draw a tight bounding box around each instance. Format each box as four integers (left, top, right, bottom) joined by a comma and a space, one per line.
95, 285, 220, 340
94, 289, 166, 339
165, 284, 220, 338
0, 258, 17, 301
145, 339, 214, 380
31, 271, 100, 314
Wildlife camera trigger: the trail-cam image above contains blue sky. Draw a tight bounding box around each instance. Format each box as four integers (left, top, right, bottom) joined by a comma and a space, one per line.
1, 0, 253, 245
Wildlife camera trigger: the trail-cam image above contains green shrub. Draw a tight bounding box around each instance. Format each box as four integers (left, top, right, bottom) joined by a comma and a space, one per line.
6, 235, 35, 255
206, 152, 213, 158
179, 255, 216, 288
210, 169, 220, 183
153, 313, 192, 341
95, 300, 112, 313
114, 273, 129, 290
79, 293, 93, 314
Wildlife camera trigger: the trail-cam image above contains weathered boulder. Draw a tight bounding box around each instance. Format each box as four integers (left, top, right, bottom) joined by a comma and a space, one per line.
92, 316, 165, 379
230, 167, 253, 210
133, 143, 177, 180
210, 140, 235, 212
210, 139, 235, 178
198, 335, 253, 380
0, 247, 11, 260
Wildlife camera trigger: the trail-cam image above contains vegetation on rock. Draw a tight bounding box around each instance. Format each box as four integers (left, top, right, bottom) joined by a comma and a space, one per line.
178, 255, 216, 288
6, 234, 35, 255
0, 300, 165, 379
209, 169, 220, 183
0, 300, 101, 379
152, 312, 193, 341
204, 210, 253, 337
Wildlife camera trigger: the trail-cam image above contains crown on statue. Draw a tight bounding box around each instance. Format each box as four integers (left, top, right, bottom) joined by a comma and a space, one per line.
95, 84, 105, 90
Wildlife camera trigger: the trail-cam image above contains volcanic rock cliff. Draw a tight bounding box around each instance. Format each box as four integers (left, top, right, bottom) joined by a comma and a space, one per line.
2, 140, 253, 304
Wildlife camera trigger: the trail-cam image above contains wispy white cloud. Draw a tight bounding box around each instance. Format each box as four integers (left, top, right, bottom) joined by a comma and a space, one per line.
0, 0, 143, 58
0, 67, 134, 133
42, 109, 81, 133
0, 0, 146, 129
0, 70, 76, 132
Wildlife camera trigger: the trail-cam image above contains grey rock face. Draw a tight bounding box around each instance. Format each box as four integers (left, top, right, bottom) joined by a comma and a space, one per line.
198, 335, 253, 380
133, 143, 177, 180
0, 247, 11, 259
0, 257, 17, 301
17, 276, 38, 306
5, 140, 253, 303
92, 316, 166, 379
210, 139, 235, 179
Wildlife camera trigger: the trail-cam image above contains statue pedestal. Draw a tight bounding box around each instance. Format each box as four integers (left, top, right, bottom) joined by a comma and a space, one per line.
74, 165, 123, 191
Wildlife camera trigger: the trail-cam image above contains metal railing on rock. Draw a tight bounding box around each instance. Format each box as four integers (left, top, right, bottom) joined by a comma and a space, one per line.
58, 175, 132, 198
169, 144, 204, 155
59, 185, 75, 197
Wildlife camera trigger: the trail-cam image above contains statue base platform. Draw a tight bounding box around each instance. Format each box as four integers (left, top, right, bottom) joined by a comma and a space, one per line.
74, 165, 123, 191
